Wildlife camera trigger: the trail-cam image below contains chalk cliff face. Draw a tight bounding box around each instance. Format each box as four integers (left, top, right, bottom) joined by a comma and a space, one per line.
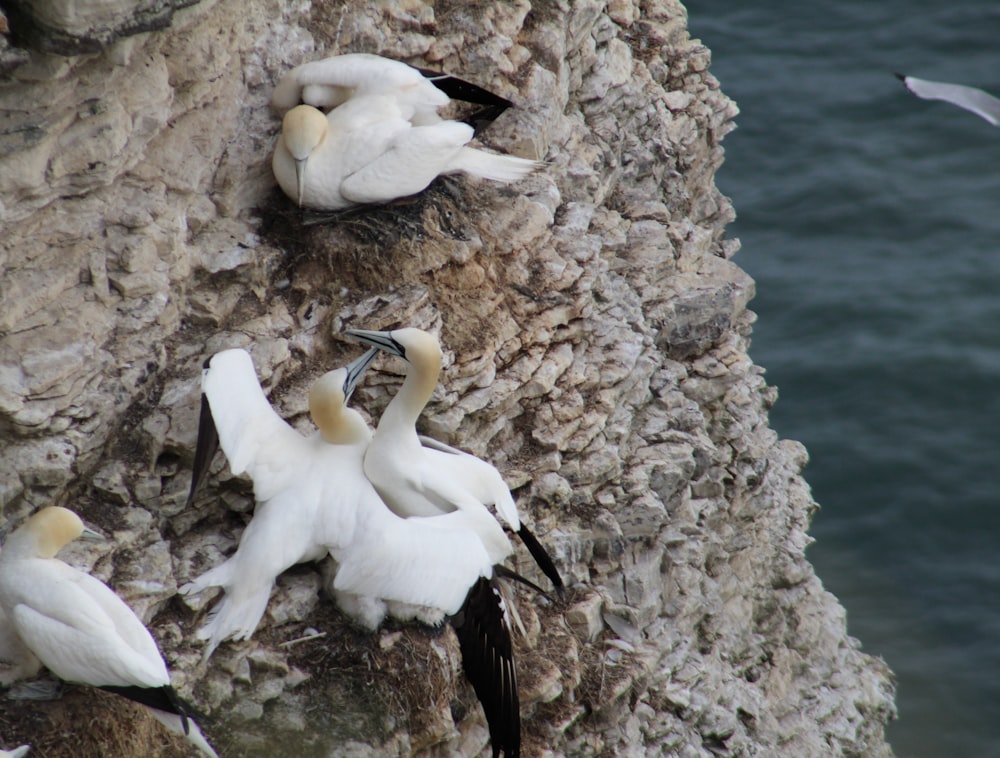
0, 1, 896, 756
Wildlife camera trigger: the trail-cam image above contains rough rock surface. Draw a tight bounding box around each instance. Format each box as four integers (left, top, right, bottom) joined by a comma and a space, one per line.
0, 1, 896, 756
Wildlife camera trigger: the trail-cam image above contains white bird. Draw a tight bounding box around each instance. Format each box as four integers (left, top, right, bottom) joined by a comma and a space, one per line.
0, 602, 41, 686
896, 73, 1000, 127
0, 746, 29, 758
0, 507, 217, 758
183, 347, 523, 755
270, 53, 539, 209
344, 327, 564, 592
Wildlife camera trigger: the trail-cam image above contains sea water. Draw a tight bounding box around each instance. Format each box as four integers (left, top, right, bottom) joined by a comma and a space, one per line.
686, 2, 1000, 756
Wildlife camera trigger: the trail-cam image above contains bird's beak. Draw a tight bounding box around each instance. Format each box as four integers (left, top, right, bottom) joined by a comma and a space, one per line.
79, 526, 105, 542
344, 329, 407, 360
342, 348, 380, 402
294, 158, 307, 207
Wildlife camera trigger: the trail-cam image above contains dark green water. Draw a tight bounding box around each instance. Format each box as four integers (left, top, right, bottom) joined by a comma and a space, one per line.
686, 3, 1000, 756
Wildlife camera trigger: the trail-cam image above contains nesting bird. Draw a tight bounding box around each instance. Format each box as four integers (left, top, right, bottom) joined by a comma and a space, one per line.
0, 507, 217, 758
271, 53, 540, 209
345, 327, 564, 592
183, 347, 522, 756
182, 347, 382, 657
896, 73, 1000, 127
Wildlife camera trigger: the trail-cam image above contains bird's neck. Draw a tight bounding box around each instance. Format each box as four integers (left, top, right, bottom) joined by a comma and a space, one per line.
320, 408, 372, 446
380, 362, 439, 432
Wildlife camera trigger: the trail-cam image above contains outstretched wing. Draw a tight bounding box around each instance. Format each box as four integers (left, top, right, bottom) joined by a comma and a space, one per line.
898, 74, 1000, 127
199, 349, 310, 502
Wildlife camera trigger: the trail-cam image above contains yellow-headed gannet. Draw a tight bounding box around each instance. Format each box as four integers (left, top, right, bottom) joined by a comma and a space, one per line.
270, 53, 539, 210
344, 327, 564, 593
183, 347, 523, 755
896, 74, 1000, 127
0, 507, 217, 758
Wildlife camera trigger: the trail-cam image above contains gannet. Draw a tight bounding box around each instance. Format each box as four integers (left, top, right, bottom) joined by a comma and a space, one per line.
182, 347, 381, 657
344, 327, 564, 592
270, 54, 539, 210
0, 746, 29, 758
271, 52, 515, 132
0, 507, 217, 758
183, 347, 522, 755
896, 74, 1000, 127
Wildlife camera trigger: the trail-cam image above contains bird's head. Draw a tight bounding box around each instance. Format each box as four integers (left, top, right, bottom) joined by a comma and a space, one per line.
281, 105, 328, 206
309, 349, 378, 443
344, 327, 443, 381
11, 506, 102, 559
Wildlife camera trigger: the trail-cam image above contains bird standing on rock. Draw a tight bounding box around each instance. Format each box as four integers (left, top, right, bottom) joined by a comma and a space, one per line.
345, 326, 565, 593
183, 346, 523, 756
0, 507, 218, 758
271, 53, 540, 210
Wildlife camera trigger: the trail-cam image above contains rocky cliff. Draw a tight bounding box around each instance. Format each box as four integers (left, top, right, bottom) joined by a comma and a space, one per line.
0, 1, 896, 755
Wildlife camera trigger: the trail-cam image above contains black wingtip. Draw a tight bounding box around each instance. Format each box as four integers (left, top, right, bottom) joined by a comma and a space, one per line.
100, 684, 197, 734
894, 72, 907, 82
516, 523, 564, 592
493, 564, 552, 601
451, 577, 521, 758
415, 67, 514, 108
414, 66, 514, 134
187, 391, 219, 508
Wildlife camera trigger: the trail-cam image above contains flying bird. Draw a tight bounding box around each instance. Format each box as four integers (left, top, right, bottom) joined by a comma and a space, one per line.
344, 327, 564, 593
896, 73, 1000, 127
183, 348, 523, 756
0, 507, 217, 757
270, 53, 540, 209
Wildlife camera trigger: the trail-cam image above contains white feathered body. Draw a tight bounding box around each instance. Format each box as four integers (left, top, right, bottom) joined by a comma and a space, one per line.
184, 350, 494, 651
362, 405, 516, 566
271, 53, 450, 123
0, 554, 169, 689
271, 54, 538, 210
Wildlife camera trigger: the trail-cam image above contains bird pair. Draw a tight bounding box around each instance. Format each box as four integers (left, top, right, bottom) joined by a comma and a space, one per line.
270, 53, 541, 210
182, 326, 563, 758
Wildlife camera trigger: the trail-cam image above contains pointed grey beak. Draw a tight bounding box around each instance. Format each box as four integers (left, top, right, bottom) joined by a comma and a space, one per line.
342, 348, 379, 402
344, 328, 407, 360
79, 526, 105, 542
294, 158, 307, 207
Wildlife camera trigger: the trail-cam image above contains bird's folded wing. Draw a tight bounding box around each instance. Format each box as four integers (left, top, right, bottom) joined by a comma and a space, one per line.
332, 505, 491, 615
272, 54, 449, 113
340, 121, 474, 205
12, 598, 166, 688
420, 444, 522, 530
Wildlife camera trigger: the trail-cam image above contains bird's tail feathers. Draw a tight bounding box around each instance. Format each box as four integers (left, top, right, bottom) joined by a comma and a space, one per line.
194, 583, 273, 660
148, 708, 219, 758
450, 148, 540, 183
